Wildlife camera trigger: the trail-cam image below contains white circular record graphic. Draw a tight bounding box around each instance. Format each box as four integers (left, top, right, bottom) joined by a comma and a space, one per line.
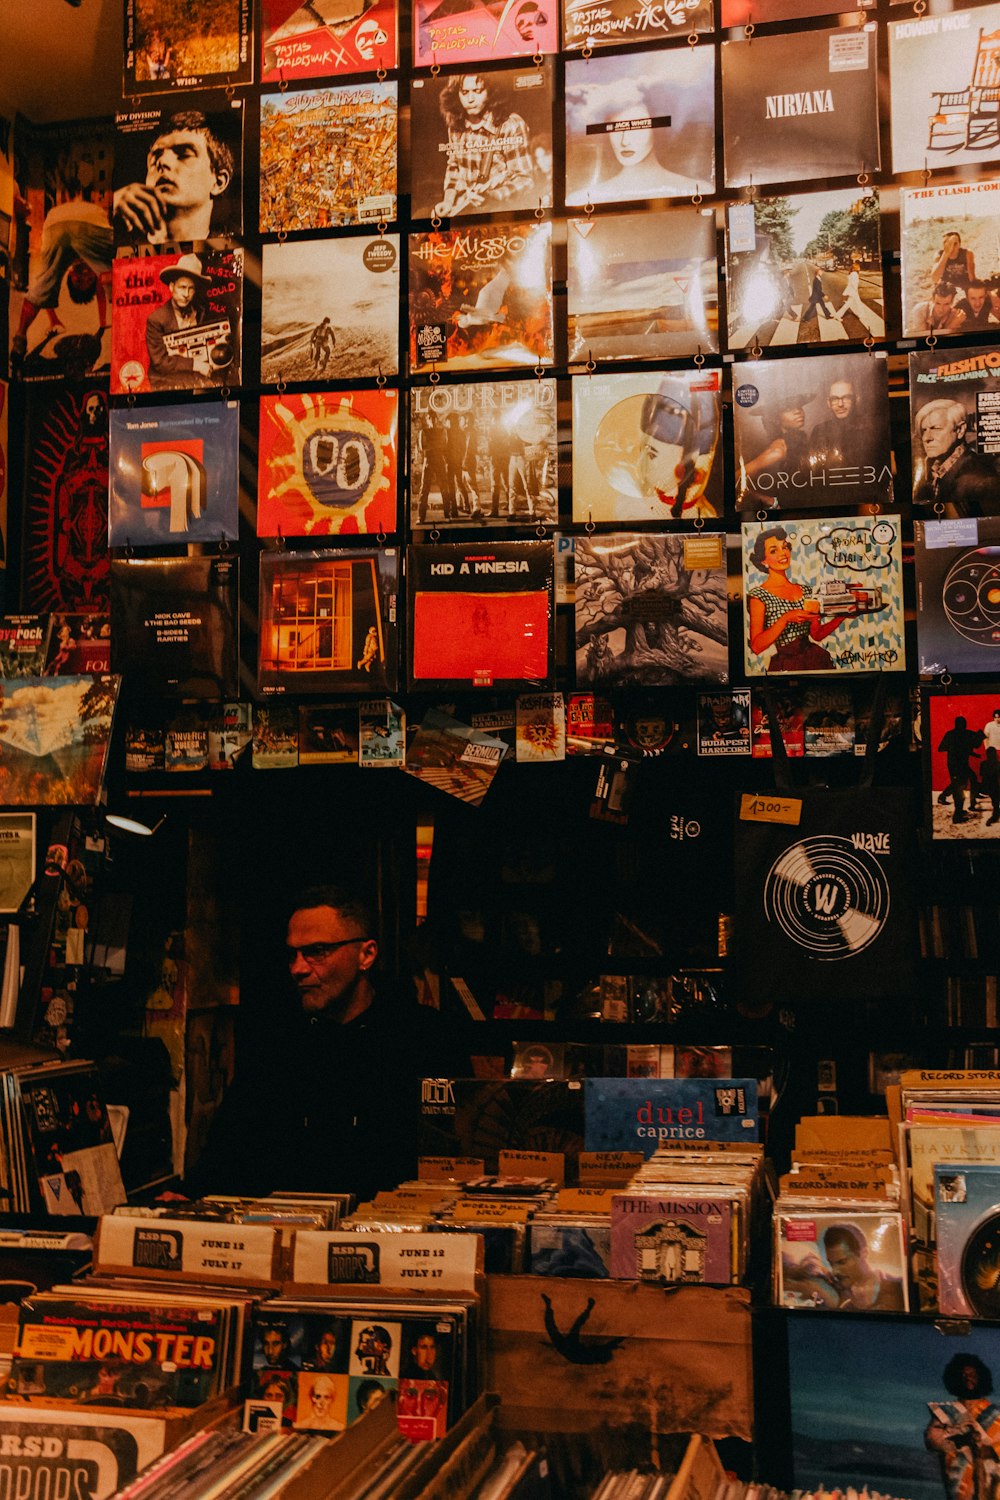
762, 835, 890, 961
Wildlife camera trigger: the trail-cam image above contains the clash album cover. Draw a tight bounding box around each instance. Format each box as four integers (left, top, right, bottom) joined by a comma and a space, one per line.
409, 63, 554, 223
0, 676, 120, 807
889, 4, 1000, 175
262, 0, 399, 83
258, 390, 398, 539
110, 555, 240, 698
740, 515, 905, 677
564, 48, 715, 209
258, 547, 399, 695
725, 188, 885, 350
575, 531, 729, 688
124, 0, 252, 96
111, 244, 243, 396
731, 351, 893, 512
259, 82, 397, 234
721, 26, 880, 189
910, 347, 1000, 516
408, 222, 553, 373
409, 378, 557, 528
412, 0, 558, 69
113, 99, 243, 247
563, 0, 711, 50
109, 401, 240, 548
571, 369, 723, 522
567, 208, 718, 364
23, 383, 110, 614
408, 538, 554, 690
925, 688, 1000, 841
915, 517, 1000, 675
900, 180, 1000, 340
261, 235, 399, 383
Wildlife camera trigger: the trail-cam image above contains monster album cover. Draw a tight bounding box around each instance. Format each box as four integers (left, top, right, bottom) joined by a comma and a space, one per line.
111, 244, 243, 396
900, 180, 1000, 340
563, 0, 711, 50
110, 555, 240, 699
915, 517, 1000, 676
124, 0, 253, 96
937, 1163, 1000, 1315
261, 235, 399, 383
113, 99, 244, 247
23, 383, 110, 614
910, 347, 1000, 515
0, 677, 120, 807
413, 0, 558, 69
109, 402, 240, 549
262, 0, 399, 83
889, 4, 1000, 175
925, 688, 1000, 842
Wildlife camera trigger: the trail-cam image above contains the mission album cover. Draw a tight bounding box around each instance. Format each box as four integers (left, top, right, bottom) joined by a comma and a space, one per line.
412, 0, 558, 69
889, 4, 1000, 175
915, 517, 1000, 675
113, 99, 244, 247
110, 555, 240, 699
262, 0, 399, 84
124, 0, 252, 96
900, 180, 1000, 339
261, 235, 399, 383
562, 0, 712, 50
925, 688, 1000, 843
111, 244, 243, 396
109, 402, 240, 549
909, 347, 1000, 516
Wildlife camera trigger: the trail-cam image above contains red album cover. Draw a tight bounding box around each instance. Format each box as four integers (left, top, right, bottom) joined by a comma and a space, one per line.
111, 245, 242, 396
262, 0, 399, 82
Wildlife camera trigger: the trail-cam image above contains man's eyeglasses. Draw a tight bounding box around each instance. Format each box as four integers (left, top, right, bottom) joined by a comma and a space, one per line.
286, 938, 366, 965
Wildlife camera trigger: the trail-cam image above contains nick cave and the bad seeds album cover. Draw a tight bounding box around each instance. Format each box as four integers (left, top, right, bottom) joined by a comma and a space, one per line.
110, 556, 239, 698
412, 0, 558, 69
262, 0, 399, 83
124, 0, 252, 95
111, 245, 243, 396
261, 236, 399, 383
925, 688, 1000, 842
562, 0, 712, 50
889, 4, 1000, 174
900, 181, 1000, 340
258, 548, 399, 695
910, 347, 1000, 515
113, 99, 243, 247
109, 402, 240, 548
915, 518, 1000, 675
0, 677, 119, 807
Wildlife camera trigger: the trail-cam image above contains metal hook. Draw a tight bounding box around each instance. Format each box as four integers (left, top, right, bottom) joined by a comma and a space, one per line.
693, 514, 705, 531
694, 345, 705, 368
585, 510, 595, 534
581, 42, 593, 59
219, 533, 230, 553
692, 184, 703, 206
376, 364, 386, 389
429, 364, 440, 385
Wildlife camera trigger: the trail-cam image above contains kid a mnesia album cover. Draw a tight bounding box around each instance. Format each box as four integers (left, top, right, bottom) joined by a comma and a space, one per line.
909, 347, 1000, 516
113, 99, 244, 247
258, 548, 399, 695
915, 516, 1000, 675
262, 0, 399, 84
889, 4, 1000, 174
109, 402, 240, 548
110, 555, 240, 699
111, 245, 243, 396
562, 0, 711, 50
124, 0, 252, 96
412, 0, 558, 69
900, 180, 1000, 339
261, 236, 399, 383
925, 689, 1000, 843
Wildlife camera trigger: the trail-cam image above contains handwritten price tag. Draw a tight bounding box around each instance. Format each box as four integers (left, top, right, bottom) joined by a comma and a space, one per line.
739, 793, 802, 826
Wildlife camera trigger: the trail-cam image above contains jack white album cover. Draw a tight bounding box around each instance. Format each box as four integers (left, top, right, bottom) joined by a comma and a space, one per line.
262, 0, 399, 84
889, 4, 1000, 175
109, 401, 240, 548
915, 517, 1000, 675
900, 180, 1000, 339
563, 0, 711, 49
124, 0, 252, 95
111, 244, 243, 396
261, 235, 400, 383
910, 347, 1000, 517
114, 100, 243, 249
413, 0, 558, 68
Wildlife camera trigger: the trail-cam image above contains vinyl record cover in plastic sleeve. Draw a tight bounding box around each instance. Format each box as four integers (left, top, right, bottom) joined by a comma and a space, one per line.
418, 1079, 585, 1173
124, 0, 252, 96
721, 0, 872, 21
109, 402, 239, 548
412, 0, 558, 68
0, 677, 120, 807
563, 0, 711, 50
926, 688, 1000, 842
889, 5, 1000, 174
610, 1193, 737, 1283
262, 0, 399, 83
584, 1078, 759, 1155
909, 346, 1000, 512
697, 691, 751, 756
936, 1162, 1000, 1316
113, 99, 244, 247
111, 244, 243, 396
261, 236, 399, 383
915, 517, 1000, 675
110, 556, 239, 699
776, 1211, 907, 1309
900, 180, 1000, 339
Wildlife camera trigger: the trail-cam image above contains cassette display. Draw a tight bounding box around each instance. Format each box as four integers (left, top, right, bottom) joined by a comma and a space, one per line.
114, 99, 244, 247
909, 347, 1000, 514
111, 245, 243, 396
915, 518, 1000, 676
109, 401, 240, 547
261, 236, 400, 383
926, 688, 1000, 843
889, 4, 1000, 175
261, 0, 399, 84
900, 180, 1000, 340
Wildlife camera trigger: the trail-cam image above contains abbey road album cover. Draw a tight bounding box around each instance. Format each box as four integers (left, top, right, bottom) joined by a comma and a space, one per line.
572, 369, 723, 522
261, 236, 400, 383
262, 0, 399, 83
109, 401, 239, 548
258, 390, 399, 539
889, 4, 1000, 174
563, 0, 711, 48
900, 180, 1000, 339
567, 208, 718, 363
110, 555, 240, 699
111, 244, 243, 396
915, 517, 1000, 675
258, 548, 399, 695
721, 26, 880, 189
114, 99, 243, 248
124, 0, 253, 96
925, 689, 1000, 842
413, 0, 558, 67
910, 348, 1000, 515
409, 63, 554, 222
725, 188, 884, 350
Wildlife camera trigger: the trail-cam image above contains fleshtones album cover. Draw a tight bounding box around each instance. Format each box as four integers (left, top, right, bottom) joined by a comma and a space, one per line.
721, 26, 880, 189
567, 209, 718, 363
258, 390, 398, 539
925, 689, 1000, 842
124, 0, 252, 95
909, 348, 1000, 516
915, 517, 1000, 675
258, 548, 399, 695
564, 48, 715, 209
261, 236, 399, 383
262, 0, 399, 83
572, 369, 722, 522
412, 0, 558, 68
563, 0, 711, 49
110, 556, 240, 698
113, 99, 243, 248
409, 379, 557, 529
111, 245, 243, 396
0, 677, 119, 807
725, 189, 884, 349
900, 181, 1000, 340
889, 4, 1000, 174
109, 402, 239, 548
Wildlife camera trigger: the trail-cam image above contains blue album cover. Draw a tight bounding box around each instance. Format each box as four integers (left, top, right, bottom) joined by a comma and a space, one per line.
583, 1078, 759, 1156
109, 403, 239, 548
936, 1163, 1000, 1317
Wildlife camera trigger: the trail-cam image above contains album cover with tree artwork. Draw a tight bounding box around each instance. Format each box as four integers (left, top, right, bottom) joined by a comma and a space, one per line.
0, 677, 120, 807
262, 0, 399, 84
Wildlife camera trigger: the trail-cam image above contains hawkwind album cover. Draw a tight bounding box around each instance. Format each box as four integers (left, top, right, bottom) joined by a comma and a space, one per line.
124, 0, 253, 96
110, 556, 240, 699
23, 383, 109, 614
563, 0, 711, 50
113, 99, 244, 247
259, 83, 397, 233
925, 689, 1000, 842
910, 347, 1000, 516
936, 1162, 1000, 1314
564, 48, 715, 209
571, 369, 722, 522
721, 26, 880, 189
567, 209, 718, 364
262, 0, 399, 83
258, 390, 398, 539
900, 181, 1000, 340
408, 223, 553, 373
731, 351, 893, 512
0, 677, 120, 807
258, 548, 399, 695
915, 517, 1000, 675
889, 5, 1000, 174
409, 64, 554, 222
409, 379, 557, 529
109, 402, 240, 548
412, 0, 559, 69
261, 236, 399, 383
725, 189, 885, 350
740, 516, 905, 677
111, 244, 243, 396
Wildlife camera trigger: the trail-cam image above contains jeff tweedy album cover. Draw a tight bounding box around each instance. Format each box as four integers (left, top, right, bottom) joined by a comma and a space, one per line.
0, 677, 119, 808
113, 100, 243, 248
563, 0, 711, 50
124, 0, 252, 95
110, 555, 240, 699
567, 208, 719, 363
889, 5, 1000, 174
915, 517, 1000, 675
910, 347, 1000, 516
571, 369, 722, 522
258, 548, 399, 695
776, 1212, 907, 1310
409, 64, 554, 222
900, 181, 1000, 339
111, 244, 243, 396
936, 1163, 1000, 1315
564, 48, 715, 209
259, 82, 397, 233
258, 390, 398, 539
262, 0, 399, 83
725, 189, 885, 350
408, 223, 553, 373
721, 26, 880, 189
409, 378, 557, 529
109, 402, 240, 548
412, 0, 558, 69
925, 689, 1000, 842
261, 235, 399, 383
731, 351, 893, 512
740, 516, 906, 678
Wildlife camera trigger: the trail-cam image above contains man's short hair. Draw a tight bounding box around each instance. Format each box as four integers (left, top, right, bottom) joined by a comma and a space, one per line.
967, 278, 988, 293
289, 884, 377, 938
934, 280, 958, 301
155, 110, 234, 184
823, 1224, 864, 1256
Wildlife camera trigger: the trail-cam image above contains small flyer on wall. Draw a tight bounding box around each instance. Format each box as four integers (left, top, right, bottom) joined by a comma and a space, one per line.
261, 236, 399, 383
562, 0, 712, 49
259, 83, 397, 233
413, 0, 558, 68
900, 180, 1000, 339
909, 347, 1000, 515
697, 691, 751, 757
124, 0, 252, 96
114, 99, 244, 247
262, 0, 399, 83
889, 4, 1000, 174
111, 245, 243, 396
109, 401, 239, 547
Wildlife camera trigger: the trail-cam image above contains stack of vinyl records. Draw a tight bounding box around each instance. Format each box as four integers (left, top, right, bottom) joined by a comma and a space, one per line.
113, 1191, 354, 1230
0, 1058, 125, 1217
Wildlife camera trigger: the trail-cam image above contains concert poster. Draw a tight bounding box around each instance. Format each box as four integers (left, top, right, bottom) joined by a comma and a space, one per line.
915, 517, 1000, 676
697, 691, 751, 756
0, 676, 120, 807
900, 180, 1000, 340
109, 401, 240, 548
909, 347, 1000, 516
564, 48, 715, 209
721, 26, 880, 189
571, 368, 723, 522
563, 0, 711, 50
23, 383, 110, 613
262, 0, 399, 83
924, 688, 1000, 842
889, 5, 1000, 174
111, 244, 243, 396
113, 99, 243, 247
124, 0, 252, 96
412, 0, 558, 69
110, 555, 240, 698
261, 235, 399, 383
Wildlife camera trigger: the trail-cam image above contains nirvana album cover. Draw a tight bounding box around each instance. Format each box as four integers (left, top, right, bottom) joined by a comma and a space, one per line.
124, 0, 253, 95
909, 347, 1000, 516
111, 244, 243, 396
262, 0, 399, 83
725, 189, 884, 350
261, 236, 399, 383
731, 351, 893, 512
936, 1162, 1000, 1315
109, 402, 240, 548
0, 677, 119, 807
567, 208, 719, 363
740, 516, 905, 677
776, 1212, 907, 1310
900, 180, 1000, 339
114, 99, 243, 247
409, 64, 554, 223
925, 688, 1000, 843
889, 5, 1000, 174
412, 0, 558, 69
562, 0, 712, 50
23, 383, 110, 614
571, 369, 723, 522
408, 223, 553, 374
110, 556, 240, 699
721, 26, 880, 189
258, 390, 398, 540
564, 48, 715, 209
915, 517, 1000, 675
721, 0, 872, 21
409, 378, 557, 529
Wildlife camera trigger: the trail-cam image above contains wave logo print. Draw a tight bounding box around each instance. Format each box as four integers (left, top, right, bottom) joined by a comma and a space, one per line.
763, 835, 890, 960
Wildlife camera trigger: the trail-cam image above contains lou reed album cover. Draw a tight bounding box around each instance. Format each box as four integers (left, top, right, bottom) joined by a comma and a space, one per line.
900, 180, 1000, 339
889, 4, 1000, 174
909, 346, 1000, 515
261, 235, 399, 383
109, 401, 240, 548
262, 0, 399, 84
124, 0, 252, 96
562, 0, 712, 51
111, 244, 242, 397
113, 99, 244, 248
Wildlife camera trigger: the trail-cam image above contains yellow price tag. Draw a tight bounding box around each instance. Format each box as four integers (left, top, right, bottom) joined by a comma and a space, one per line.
739, 793, 802, 826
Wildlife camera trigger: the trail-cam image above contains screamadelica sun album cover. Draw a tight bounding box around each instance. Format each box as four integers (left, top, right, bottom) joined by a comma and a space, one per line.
113, 98, 244, 248
262, 0, 399, 84
109, 401, 240, 549
261, 235, 399, 383
111, 244, 243, 397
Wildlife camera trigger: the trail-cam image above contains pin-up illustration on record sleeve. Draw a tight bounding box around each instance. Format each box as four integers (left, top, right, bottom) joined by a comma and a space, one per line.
910, 348, 1000, 517
261, 236, 399, 383
113, 99, 243, 248
563, 0, 711, 50
110, 555, 240, 699
262, 0, 399, 84
721, 26, 880, 189
915, 517, 1000, 675
565, 48, 715, 209
413, 0, 558, 68
900, 181, 1000, 340
258, 548, 399, 695
889, 5, 1000, 174
109, 402, 239, 549
124, 0, 252, 95
925, 688, 1000, 842
111, 245, 242, 396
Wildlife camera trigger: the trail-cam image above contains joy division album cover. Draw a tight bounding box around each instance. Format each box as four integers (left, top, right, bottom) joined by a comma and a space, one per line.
408, 539, 554, 691
261, 235, 399, 383
915, 517, 1000, 675
109, 401, 240, 548
113, 100, 243, 247
889, 5, 1000, 174
721, 26, 880, 189
926, 689, 1000, 841
262, 0, 399, 83
110, 556, 239, 698
404, 707, 508, 805
124, 0, 252, 96
409, 64, 554, 222
725, 189, 885, 349
571, 369, 722, 522
910, 347, 1000, 516
408, 223, 552, 373
409, 379, 557, 528
563, 0, 711, 49
740, 516, 906, 677
0, 677, 119, 807
111, 244, 243, 396
936, 1163, 1000, 1316
776, 1212, 907, 1310
23, 383, 110, 614
412, 0, 558, 69
721, 0, 872, 22
584, 1079, 759, 1155
258, 547, 399, 695
731, 352, 893, 512
900, 181, 1000, 339
259, 82, 397, 233
575, 531, 729, 688
258, 390, 398, 540
564, 48, 715, 209
698, 690, 751, 756
567, 209, 718, 363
